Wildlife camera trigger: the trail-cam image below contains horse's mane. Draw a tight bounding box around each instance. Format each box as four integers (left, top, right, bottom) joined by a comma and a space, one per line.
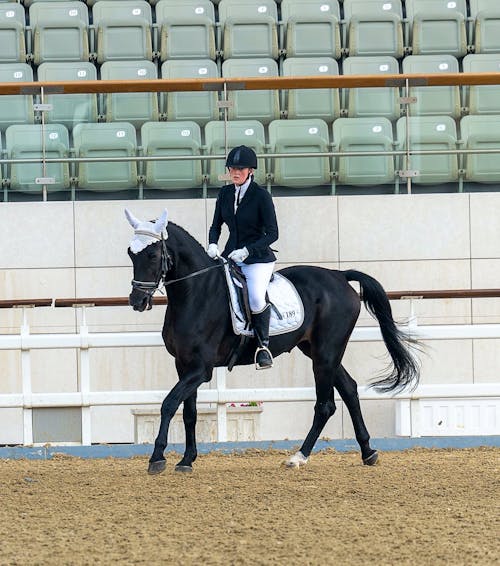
167, 221, 210, 262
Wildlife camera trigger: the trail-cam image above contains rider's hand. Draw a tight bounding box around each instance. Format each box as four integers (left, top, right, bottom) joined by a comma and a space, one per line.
228, 247, 249, 263
207, 243, 220, 259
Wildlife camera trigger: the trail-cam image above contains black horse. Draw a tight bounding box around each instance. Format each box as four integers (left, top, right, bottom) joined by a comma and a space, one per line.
125, 209, 420, 475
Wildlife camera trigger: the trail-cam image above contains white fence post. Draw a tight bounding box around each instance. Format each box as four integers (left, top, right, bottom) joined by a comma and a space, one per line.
20, 307, 33, 445
216, 367, 227, 442
79, 306, 92, 445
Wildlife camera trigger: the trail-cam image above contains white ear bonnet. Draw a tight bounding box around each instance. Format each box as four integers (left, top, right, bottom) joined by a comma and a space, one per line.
125, 208, 169, 254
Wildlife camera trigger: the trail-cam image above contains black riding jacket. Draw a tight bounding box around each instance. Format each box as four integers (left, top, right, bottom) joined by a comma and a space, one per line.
209, 180, 278, 264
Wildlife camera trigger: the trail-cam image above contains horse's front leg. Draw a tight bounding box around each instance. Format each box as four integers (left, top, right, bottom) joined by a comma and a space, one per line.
148, 369, 208, 475
174, 391, 198, 473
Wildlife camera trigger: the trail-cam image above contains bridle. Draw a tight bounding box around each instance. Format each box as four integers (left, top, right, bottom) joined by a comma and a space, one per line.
131, 229, 223, 308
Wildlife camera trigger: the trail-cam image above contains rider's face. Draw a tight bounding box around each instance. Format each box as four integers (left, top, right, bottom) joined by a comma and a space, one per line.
228, 166, 252, 185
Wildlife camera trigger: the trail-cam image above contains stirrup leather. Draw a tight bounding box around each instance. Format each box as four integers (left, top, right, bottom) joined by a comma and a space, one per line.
254, 345, 273, 370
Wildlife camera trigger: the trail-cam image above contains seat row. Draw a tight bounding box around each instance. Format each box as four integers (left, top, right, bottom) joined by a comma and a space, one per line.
2, 0, 500, 65
2, 115, 500, 193
2, 53, 500, 132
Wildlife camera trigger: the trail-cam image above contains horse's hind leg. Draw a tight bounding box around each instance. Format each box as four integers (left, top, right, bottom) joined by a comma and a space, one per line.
174, 391, 198, 473
334, 365, 378, 466
286, 356, 337, 468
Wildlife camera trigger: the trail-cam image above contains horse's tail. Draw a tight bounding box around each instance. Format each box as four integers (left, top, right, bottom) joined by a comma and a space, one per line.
343, 269, 421, 394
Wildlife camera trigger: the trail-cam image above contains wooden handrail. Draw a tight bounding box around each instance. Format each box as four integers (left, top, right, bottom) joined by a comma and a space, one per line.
0, 290, 497, 309
1, 72, 500, 96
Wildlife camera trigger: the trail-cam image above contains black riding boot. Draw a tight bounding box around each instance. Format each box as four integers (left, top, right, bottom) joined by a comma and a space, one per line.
251, 304, 273, 369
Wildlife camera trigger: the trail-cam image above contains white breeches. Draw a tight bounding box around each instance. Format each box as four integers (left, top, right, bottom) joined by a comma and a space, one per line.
239, 262, 276, 313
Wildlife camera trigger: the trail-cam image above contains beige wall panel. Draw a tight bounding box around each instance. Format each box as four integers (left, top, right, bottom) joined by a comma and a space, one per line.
91, 406, 135, 444
342, 399, 396, 438
0, 350, 21, 393
338, 194, 470, 261
473, 339, 500, 383
471, 259, 500, 322
470, 192, 500, 258
342, 341, 395, 387
472, 298, 500, 324
74, 199, 207, 268
0, 202, 74, 269
90, 346, 176, 391
0, 409, 23, 444
31, 349, 78, 393
418, 339, 473, 384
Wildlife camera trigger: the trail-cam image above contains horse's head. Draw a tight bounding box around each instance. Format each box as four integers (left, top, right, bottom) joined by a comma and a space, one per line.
125, 208, 170, 312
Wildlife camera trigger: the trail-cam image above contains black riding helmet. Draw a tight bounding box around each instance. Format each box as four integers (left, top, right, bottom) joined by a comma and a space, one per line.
225, 145, 258, 169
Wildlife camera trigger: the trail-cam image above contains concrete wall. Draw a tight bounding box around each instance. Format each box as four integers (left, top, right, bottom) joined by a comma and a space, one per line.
0, 193, 498, 443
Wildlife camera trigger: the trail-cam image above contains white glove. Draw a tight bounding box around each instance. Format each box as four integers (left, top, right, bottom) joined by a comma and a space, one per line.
228, 247, 249, 263
207, 243, 220, 259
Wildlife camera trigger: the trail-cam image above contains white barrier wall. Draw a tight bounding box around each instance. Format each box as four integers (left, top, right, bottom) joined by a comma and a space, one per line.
0, 193, 498, 444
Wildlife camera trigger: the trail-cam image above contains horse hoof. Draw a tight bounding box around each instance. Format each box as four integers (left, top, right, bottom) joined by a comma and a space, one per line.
174, 464, 193, 473
284, 451, 308, 469
363, 451, 379, 466
148, 460, 166, 475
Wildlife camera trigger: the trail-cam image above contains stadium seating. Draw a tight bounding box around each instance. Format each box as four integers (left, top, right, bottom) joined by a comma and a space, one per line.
462, 54, 500, 115
333, 117, 395, 186
36, 62, 98, 129
155, 0, 216, 61
460, 114, 500, 183
92, 0, 153, 64
268, 118, 331, 188
396, 116, 459, 185
280, 0, 341, 59
342, 56, 401, 121
218, 0, 279, 59
221, 58, 280, 123
161, 59, 219, 125
73, 122, 138, 191
0, 63, 34, 132
141, 121, 203, 190
343, 0, 404, 58
402, 55, 461, 118
29, 1, 89, 65
204, 120, 266, 186
282, 57, 340, 123
100, 60, 159, 127
0, 3, 26, 63
405, 0, 468, 57
470, 0, 500, 54
6, 123, 70, 192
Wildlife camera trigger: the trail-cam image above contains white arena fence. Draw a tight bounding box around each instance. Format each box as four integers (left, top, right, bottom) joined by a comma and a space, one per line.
0, 290, 499, 446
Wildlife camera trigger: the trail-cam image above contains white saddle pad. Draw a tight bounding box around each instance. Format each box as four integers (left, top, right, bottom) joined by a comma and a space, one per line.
223, 263, 304, 337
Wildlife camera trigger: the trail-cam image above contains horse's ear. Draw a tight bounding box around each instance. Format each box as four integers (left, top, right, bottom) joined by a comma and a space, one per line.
125, 208, 140, 229
154, 209, 168, 234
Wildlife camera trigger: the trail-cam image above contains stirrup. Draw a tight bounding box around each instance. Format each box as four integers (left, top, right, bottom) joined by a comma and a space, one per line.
254, 346, 273, 370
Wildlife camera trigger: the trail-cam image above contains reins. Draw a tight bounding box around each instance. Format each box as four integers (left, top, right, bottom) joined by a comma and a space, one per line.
164, 262, 223, 287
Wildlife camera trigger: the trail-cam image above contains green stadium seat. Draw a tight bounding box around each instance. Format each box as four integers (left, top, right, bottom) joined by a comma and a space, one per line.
343, 56, 400, 121
0, 64, 34, 132
396, 116, 459, 185
281, 57, 340, 123
37, 62, 98, 129
161, 59, 219, 125
405, 0, 468, 57
470, 1, 500, 55
29, 1, 89, 65
402, 55, 461, 119
73, 122, 138, 191
92, 0, 152, 63
332, 117, 395, 186
218, 0, 279, 59
140, 121, 203, 190
0, 3, 26, 63
100, 60, 159, 128
460, 115, 500, 183
6, 124, 70, 193
280, 0, 341, 59
221, 58, 280, 124
269, 118, 331, 188
343, 0, 404, 58
204, 120, 266, 186
155, 0, 216, 61
462, 54, 500, 115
